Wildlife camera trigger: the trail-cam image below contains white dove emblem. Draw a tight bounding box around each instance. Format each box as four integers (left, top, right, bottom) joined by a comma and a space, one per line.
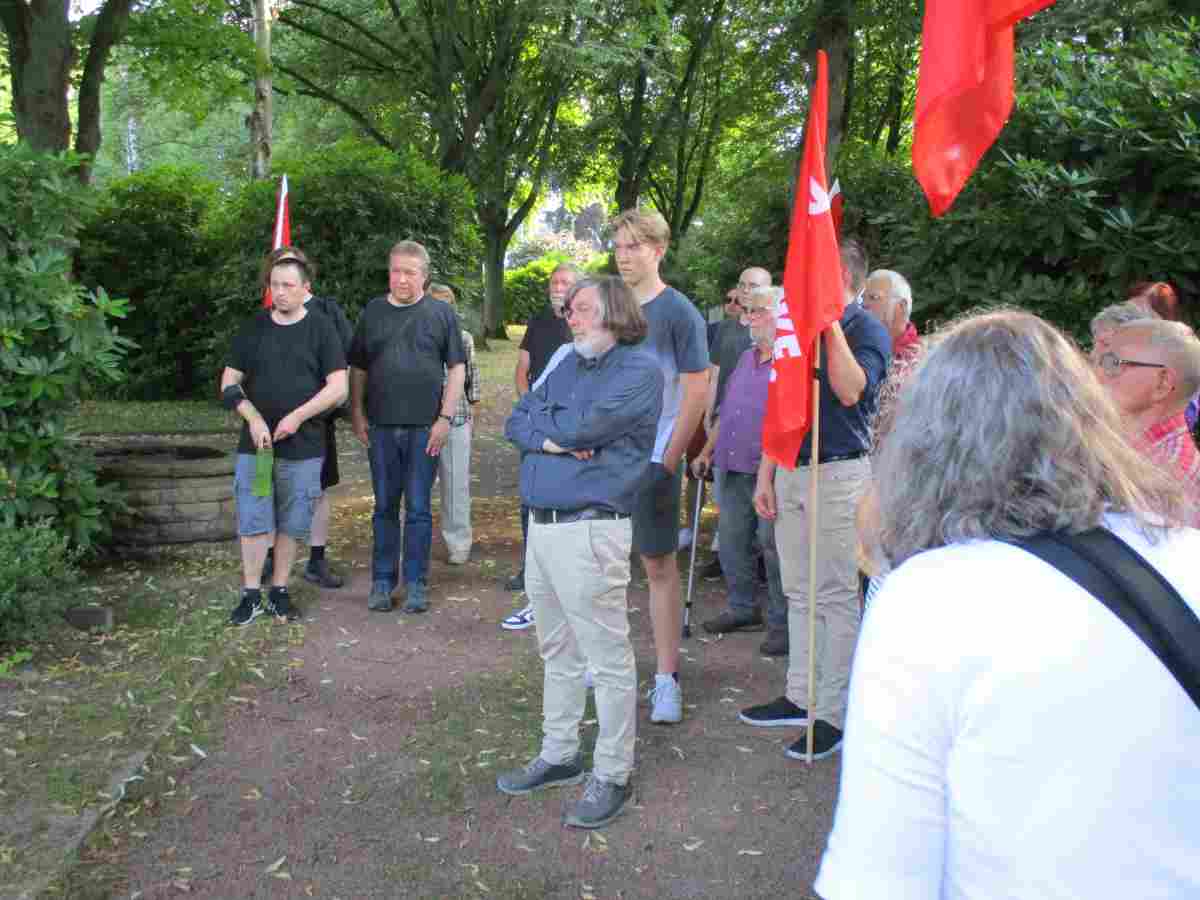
808, 177, 832, 215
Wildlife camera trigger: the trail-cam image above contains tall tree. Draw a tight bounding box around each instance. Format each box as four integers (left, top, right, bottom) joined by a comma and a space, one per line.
1, 0, 136, 181
272, 0, 586, 339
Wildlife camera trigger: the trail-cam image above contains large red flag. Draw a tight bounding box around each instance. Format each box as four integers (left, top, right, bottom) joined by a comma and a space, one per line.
912, 0, 1056, 217
763, 50, 845, 470
261, 174, 291, 308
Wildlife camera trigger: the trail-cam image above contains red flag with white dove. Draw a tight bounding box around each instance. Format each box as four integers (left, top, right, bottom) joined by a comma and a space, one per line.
763, 50, 845, 469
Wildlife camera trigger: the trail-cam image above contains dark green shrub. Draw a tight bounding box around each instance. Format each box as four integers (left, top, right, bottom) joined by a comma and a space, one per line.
503, 252, 574, 324
76, 165, 220, 399
0, 522, 81, 645
0, 144, 131, 551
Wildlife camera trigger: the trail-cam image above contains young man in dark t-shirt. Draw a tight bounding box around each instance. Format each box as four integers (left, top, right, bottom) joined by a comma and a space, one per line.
349, 240, 466, 614
220, 258, 348, 626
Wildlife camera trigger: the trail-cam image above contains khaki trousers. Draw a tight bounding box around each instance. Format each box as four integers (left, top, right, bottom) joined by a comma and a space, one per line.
775, 456, 869, 730
527, 516, 636, 784
437, 420, 472, 558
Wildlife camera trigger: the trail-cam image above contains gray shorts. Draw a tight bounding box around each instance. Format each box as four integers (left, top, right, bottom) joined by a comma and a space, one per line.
234, 454, 323, 539
632, 462, 682, 558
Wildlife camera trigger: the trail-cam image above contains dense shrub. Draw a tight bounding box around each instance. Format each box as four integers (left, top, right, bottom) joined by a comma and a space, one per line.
0, 522, 81, 645
507, 231, 598, 269
503, 252, 576, 324
77, 138, 482, 398
0, 144, 131, 551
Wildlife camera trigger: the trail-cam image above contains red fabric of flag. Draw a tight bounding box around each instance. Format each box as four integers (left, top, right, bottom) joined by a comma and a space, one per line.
912, 0, 1055, 217
763, 50, 845, 470
262, 174, 291, 308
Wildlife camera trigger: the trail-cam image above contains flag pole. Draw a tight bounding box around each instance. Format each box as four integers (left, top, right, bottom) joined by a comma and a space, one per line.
806, 335, 822, 764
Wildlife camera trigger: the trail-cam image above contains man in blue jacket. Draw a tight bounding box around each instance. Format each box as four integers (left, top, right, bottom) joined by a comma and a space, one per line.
497, 276, 663, 829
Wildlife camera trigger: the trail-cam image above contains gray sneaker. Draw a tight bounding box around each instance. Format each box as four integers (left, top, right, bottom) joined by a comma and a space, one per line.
496, 754, 585, 796
367, 582, 393, 612
563, 774, 629, 829
403, 581, 428, 614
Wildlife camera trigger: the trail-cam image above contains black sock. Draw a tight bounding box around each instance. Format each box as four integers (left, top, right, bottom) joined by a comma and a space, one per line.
309, 545, 325, 563
242, 587, 262, 603
269, 585, 289, 599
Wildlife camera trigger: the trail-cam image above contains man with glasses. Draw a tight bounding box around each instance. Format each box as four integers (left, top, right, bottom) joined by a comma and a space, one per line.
692, 286, 789, 654
498, 276, 663, 828
1097, 319, 1200, 525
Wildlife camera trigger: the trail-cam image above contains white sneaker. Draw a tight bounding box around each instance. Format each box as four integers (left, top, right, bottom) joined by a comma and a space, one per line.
677, 528, 694, 550
648, 673, 682, 724
501, 604, 535, 631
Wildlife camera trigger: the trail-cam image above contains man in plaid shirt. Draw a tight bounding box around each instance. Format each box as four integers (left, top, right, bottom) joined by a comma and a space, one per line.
431, 284, 482, 562
1099, 319, 1200, 526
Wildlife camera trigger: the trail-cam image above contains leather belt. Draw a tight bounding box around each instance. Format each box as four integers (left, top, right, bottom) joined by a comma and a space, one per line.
797, 450, 867, 466
530, 506, 629, 525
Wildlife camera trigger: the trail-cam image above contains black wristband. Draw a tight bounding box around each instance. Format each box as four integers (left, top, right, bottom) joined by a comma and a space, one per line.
221, 384, 247, 411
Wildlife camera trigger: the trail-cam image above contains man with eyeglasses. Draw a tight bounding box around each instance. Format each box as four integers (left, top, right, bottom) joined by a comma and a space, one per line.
1097, 319, 1200, 526
498, 276, 663, 828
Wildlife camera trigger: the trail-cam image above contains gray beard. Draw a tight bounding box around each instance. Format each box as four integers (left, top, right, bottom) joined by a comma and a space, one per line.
574, 334, 614, 359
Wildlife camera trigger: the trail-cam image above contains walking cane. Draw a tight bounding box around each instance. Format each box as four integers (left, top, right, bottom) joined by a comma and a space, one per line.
682, 465, 706, 639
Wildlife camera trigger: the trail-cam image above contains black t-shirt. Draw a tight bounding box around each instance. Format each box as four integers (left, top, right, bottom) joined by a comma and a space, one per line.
305, 295, 353, 354
520, 305, 572, 385
347, 295, 467, 426
229, 309, 347, 459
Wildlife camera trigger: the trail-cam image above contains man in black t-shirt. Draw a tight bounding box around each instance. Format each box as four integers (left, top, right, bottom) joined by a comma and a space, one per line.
502, 263, 577, 605
220, 258, 348, 626
349, 240, 466, 614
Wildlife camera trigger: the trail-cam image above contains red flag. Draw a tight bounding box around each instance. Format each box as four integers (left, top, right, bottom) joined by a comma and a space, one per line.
763, 50, 845, 470
912, 0, 1055, 217
829, 179, 844, 236
261, 174, 291, 308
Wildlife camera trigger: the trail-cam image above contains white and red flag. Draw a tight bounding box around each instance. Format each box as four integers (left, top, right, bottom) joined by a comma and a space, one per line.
763, 50, 845, 469
261, 174, 291, 308
913, 0, 1056, 217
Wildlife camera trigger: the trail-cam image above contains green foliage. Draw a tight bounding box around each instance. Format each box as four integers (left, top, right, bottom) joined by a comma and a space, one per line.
0, 144, 132, 551
503, 253, 574, 324
76, 139, 481, 398
0, 522, 81, 645
507, 231, 599, 269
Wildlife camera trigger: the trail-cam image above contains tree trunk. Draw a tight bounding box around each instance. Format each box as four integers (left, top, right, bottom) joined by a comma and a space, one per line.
481, 218, 508, 346
74, 0, 134, 182
808, 0, 853, 170
249, 0, 272, 179
3, 0, 74, 154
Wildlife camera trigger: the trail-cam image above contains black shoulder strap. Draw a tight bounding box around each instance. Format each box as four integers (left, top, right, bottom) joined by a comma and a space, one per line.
1015, 529, 1200, 711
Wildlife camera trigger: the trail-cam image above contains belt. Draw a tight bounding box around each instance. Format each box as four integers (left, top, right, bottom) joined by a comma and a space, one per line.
797, 450, 867, 466
530, 506, 629, 525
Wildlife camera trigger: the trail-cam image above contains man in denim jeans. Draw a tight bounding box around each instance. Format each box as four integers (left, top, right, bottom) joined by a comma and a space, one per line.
349, 241, 466, 613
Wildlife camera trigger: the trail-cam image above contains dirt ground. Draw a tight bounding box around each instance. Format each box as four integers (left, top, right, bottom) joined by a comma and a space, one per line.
107, 379, 841, 899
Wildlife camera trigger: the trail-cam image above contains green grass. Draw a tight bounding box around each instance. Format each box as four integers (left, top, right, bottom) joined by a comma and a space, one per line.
68, 400, 237, 435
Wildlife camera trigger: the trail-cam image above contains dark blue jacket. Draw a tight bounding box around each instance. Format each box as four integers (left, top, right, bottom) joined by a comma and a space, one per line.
505, 343, 663, 514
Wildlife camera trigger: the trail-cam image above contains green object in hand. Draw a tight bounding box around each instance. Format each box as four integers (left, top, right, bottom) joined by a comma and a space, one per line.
252, 448, 274, 497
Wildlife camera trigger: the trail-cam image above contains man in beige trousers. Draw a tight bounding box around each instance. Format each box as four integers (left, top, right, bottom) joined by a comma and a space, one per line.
497, 276, 663, 828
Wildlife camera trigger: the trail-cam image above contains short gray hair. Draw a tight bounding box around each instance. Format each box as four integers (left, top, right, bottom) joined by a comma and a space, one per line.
1090, 301, 1155, 338
875, 309, 1183, 567
1114, 318, 1200, 400
389, 240, 430, 273
866, 269, 913, 320
748, 285, 783, 314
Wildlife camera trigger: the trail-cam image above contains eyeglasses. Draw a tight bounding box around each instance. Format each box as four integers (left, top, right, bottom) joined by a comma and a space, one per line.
1095, 350, 1167, 377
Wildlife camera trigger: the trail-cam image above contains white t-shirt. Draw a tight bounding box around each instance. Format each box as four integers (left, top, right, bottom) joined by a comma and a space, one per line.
816, 513, 1200, 900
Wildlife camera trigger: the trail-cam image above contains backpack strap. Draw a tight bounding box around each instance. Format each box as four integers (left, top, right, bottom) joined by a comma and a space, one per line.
1015, 528, 1200, 711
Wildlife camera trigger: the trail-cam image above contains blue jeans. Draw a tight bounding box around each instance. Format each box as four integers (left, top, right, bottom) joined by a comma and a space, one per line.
717, 468, 787, 631
367, 425, 437, 590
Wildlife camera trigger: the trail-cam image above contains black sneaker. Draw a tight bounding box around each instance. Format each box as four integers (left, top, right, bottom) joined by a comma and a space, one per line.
784, 720, 843, 761
739, 696, 808, 727
699, 557, 723, 581
496, 754, 585, 796
303, 557, 345, 589
758, 630, 789, 657
563, 774, 629, 829
505, 569, 525, 592
702, 609, 764, 634
229, 591, 263, 627
266, 587, 301, 621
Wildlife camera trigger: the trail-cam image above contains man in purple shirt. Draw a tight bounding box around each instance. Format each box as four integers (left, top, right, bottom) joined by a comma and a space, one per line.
692, 286, 788, 655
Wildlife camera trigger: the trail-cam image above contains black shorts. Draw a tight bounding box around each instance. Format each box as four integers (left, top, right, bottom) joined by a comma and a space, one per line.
320, 419, 340, 490
632, 462, 682, 558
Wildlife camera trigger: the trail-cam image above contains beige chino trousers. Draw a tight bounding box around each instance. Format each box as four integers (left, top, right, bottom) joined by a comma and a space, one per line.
437, 420, 472, 559
527, 516, 637, 785
774, 456, 869, 731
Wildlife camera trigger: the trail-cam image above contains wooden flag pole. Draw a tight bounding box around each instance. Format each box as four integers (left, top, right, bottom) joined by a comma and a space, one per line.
806, 336, 822, 764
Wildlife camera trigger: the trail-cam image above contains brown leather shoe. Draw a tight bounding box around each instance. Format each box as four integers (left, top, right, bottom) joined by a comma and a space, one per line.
702, 609, 764, 634
759, 630, 789, 657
